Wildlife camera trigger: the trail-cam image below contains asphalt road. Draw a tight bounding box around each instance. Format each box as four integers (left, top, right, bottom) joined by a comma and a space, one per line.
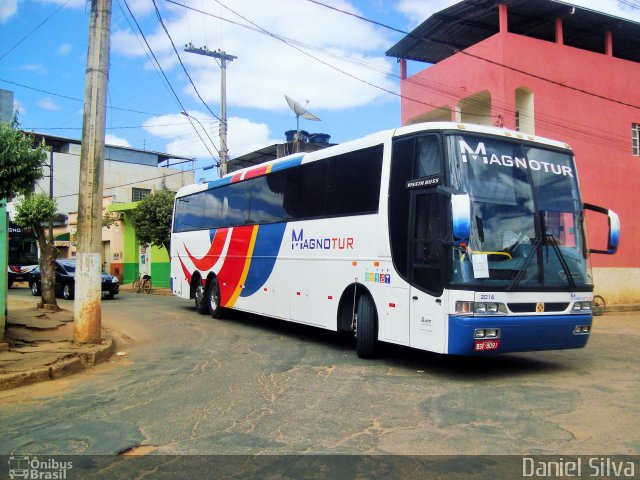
1, 287, 639, 462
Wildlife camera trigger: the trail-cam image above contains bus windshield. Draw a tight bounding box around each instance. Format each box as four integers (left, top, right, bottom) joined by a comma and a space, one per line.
447, 134, 591, 290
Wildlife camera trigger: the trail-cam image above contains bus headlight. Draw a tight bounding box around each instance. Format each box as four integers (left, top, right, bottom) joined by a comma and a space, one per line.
474, 302, 507, 315
456, 301, 507, 316
571, 301, 592, 313
475, 328, 501, 339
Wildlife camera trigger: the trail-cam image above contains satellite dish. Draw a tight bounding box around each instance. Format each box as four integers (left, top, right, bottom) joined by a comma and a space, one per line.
285, 95, 320, 132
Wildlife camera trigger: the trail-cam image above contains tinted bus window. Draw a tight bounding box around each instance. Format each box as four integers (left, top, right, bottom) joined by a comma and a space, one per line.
174, 194, 205, 232
249, 173, 288, 224
326, 146, 383, 216
283, 161, 327, 219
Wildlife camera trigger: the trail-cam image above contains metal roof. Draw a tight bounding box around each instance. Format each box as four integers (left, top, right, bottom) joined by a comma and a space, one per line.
386, 0, 640, 64
28, 131, 194, 165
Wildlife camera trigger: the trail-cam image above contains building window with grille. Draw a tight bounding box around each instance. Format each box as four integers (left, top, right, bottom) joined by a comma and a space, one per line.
633, 123, 640, 156
132, 187, 151, 202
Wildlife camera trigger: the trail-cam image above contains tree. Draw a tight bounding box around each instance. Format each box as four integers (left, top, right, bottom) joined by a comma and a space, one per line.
132, 191, 175, 254
0, 118, 48, 200
14, 194, 60, 309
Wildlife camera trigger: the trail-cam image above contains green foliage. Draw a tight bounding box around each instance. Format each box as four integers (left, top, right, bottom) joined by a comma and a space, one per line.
0, 117, 48, 200
132, 190, 176, 252
13, 193, 58, 228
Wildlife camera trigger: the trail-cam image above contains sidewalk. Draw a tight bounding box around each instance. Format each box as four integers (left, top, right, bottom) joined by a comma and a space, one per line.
0, 293, 114, 391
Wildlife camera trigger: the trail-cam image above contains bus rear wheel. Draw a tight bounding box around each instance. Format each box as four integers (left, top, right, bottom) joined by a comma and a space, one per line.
194, 281, 209, 314
209, 277, 223, 319
356, 294, 378, 359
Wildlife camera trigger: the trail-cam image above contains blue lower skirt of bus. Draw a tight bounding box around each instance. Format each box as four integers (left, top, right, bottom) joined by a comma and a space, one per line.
447, 314, 592, 355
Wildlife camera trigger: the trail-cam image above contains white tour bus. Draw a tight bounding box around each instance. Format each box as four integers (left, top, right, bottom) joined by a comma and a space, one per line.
170, 122, 619, 358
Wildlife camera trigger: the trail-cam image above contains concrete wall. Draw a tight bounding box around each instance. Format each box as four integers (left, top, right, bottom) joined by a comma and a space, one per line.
36, 152, 193, 215
400, 29, 640, 304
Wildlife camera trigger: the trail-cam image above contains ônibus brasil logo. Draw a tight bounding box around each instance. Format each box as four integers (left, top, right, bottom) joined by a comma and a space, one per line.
8, 456, 73, 479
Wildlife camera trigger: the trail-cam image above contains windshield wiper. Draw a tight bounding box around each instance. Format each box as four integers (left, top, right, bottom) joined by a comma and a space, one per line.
546, 233, 576, 289
508, 233, 576, 290
507, 234, 541, 291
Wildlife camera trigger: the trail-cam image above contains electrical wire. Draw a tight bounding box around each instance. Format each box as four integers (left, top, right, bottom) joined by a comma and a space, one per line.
0, 0, 74, 60
211, 0, 483, 119
0, 78, 165, 116
304, 0, 640, 112
120, 0, 219, 161
151, 0, 223, 124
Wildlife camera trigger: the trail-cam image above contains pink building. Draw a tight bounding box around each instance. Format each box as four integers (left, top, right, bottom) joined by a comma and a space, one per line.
387, 0, 640, 305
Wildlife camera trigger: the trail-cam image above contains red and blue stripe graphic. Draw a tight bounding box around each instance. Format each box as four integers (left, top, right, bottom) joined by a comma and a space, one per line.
177, 154, 303, 308
179, 223, 286, 308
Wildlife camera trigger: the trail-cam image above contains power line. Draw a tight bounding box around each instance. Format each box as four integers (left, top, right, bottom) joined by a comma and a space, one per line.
0, 0, 73, 60
211, 0, 488, 119
120, 0, 219, 161
24, 119, 219, 131
305, 0, 640, 112
151, 0, 223, 124
165, 0, 634, 152
0, 78, 167, 116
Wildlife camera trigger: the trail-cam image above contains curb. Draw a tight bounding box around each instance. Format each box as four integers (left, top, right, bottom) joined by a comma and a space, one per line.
0, 337, 114, 391
605, 304, 640, 313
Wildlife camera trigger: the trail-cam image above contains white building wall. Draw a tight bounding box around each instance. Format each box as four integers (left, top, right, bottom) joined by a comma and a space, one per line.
36, 152, 194, 216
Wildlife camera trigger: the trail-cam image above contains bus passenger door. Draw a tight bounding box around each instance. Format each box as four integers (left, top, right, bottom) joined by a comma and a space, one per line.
409, 191, 447, 353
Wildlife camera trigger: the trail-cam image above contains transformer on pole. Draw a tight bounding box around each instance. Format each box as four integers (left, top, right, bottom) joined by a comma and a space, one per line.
184, 44, 237, 177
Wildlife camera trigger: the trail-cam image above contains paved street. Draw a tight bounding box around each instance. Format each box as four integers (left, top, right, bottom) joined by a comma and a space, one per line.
1, 287, 639, 457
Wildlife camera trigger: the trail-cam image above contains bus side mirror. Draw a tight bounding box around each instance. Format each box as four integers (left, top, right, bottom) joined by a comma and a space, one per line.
451, 193, 471, 242
584, 203, 620, 255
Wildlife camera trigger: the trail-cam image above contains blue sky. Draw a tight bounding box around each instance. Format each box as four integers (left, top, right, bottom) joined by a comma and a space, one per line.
2, 0, 639, 182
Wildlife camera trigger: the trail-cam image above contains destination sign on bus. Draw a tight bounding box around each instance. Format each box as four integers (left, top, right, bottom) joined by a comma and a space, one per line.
459, 140, 574, 177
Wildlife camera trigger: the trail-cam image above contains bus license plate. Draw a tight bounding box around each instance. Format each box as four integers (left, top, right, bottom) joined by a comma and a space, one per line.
475, 339, 500, 351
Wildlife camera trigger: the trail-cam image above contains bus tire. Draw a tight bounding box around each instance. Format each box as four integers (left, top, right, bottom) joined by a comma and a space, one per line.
194, 281, 209, 315
356, 294, 378, 359
209, 277, 223, 319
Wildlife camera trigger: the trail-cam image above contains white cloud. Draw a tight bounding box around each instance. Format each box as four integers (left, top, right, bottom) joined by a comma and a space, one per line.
57, 43, 72, 56
37, 98, 61, 111
0, 0, 17, 22
395, 0, 640, 27
20, 63, 47, 74
571, 0, 640, 22
112, 0, 396, 112
396, 0, 458, 26
105, 134, 132, 148
142, 112, 278, 160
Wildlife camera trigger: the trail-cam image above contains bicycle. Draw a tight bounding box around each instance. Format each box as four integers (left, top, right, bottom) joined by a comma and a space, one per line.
592, 294, 606, 316
131, 273, 152, 294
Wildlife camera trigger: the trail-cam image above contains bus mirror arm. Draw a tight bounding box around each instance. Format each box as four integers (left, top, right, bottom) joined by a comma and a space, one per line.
584, 203, 620, 255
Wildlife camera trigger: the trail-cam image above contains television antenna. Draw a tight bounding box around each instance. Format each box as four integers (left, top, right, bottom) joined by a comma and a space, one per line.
285, 95, 320, 132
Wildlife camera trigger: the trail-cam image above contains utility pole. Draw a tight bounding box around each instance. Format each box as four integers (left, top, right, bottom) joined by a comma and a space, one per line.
48, 149, 53, 242
184, 44, 236, 177
75, 0, 111, 344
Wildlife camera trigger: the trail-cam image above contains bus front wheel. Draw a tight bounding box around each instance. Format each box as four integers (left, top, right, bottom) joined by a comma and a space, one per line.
356, 294, 378, 359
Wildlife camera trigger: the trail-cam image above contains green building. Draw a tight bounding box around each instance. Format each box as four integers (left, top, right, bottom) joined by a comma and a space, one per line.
107, 202, 171, 289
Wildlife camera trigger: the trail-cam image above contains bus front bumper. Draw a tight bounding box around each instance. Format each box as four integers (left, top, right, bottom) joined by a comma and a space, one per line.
448, 314, 592, 355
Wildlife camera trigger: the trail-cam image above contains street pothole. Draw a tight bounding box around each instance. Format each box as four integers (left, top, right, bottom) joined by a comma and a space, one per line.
119, 445, 159, 456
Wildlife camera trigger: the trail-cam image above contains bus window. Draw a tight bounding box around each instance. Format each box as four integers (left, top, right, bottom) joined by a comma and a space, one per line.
416, 136, 441, 178
326, 146, 382, 216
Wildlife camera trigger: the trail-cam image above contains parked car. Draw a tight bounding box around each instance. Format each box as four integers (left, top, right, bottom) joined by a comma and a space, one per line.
28, 259, 120, 300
